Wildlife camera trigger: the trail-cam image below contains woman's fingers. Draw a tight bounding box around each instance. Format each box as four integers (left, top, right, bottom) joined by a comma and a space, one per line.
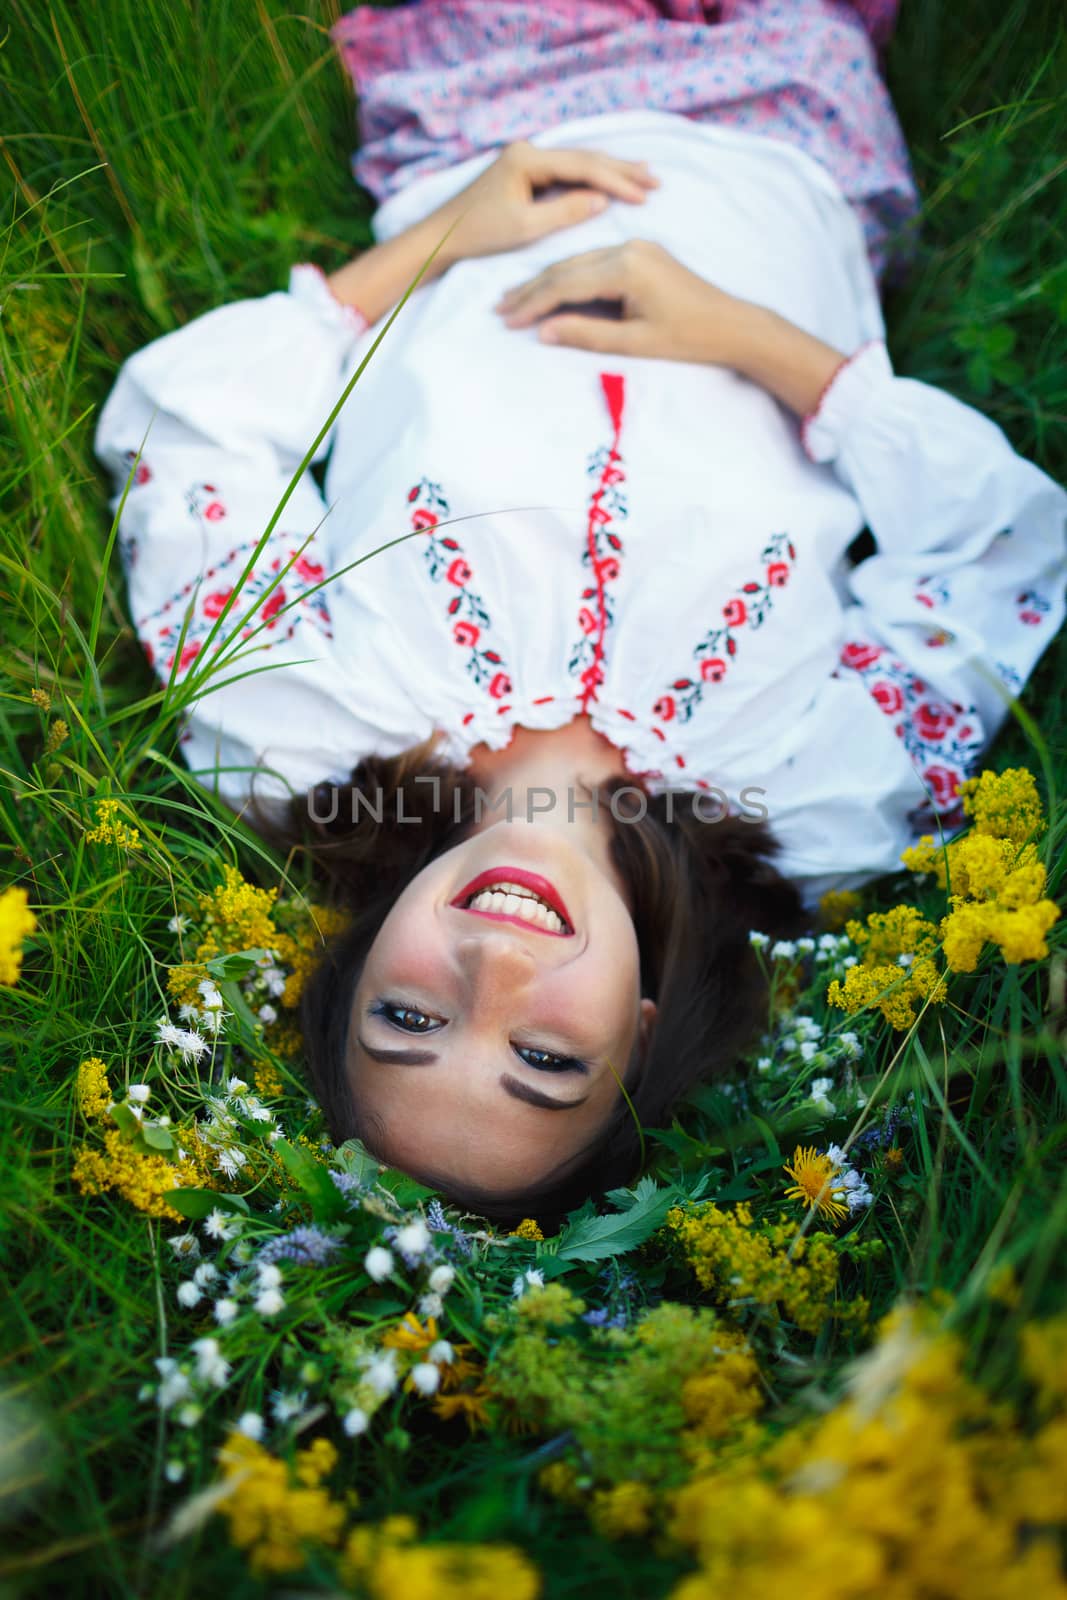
523, 145, 658, 203
496, 249, 627, 325
538, 315, 648, 355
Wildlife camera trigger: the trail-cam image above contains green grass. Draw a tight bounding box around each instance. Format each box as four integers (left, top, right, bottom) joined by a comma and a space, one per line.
1, 2, 1066, 1595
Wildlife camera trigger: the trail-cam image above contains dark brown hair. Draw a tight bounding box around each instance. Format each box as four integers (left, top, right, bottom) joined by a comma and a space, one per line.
268, 738, 805, 1228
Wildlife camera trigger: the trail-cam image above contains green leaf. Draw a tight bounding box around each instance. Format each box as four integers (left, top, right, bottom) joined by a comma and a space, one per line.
141, 1123, 175, 1153
131, 236, 175, 332
204, 948, 273, 980
334, 1139, 383, 1188
167, 1188, 251, 1221
273, 1139, 349, 1221
556, 1182, 674, 1263
110, 1102, 143, 1139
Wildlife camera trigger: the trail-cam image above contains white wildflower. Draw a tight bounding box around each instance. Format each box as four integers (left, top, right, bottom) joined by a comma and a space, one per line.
213, 1298, 239, 1327
796, 936, 816, 953
198, 980, 224, 1012
127, 1083, 151, 1104
226, 1076, 249, 1096
263, 968, 287, 998
167, 914, 190, 935
257, 1004, 278, 1025
255, 1263, 283, 1291
410, 1363, 440, 1396
235, 1412, 265, 1440
843, 955, 859, 968
176, 1281, 202, 1309
343, 1406, 370, 1437
364, 1246, 394, 1283
395, 1219, 431, 1260
418, 1293, 444, 1320
191, 1337, 231, 1388
164, 1460, 185, 1484
363, 1351, 399, 1396
215, 1147, 247, 1180
192, 1262, 219, 1289
756, 1056, 773, 1074
155, 1363, 191, 1411
897, 952, 914, 968
168, 1233, 200, 1261
838, 1031, 861, 1057
270, 1390, 307, 1425
254, 1287, 285, 1317
201, 1007, 228, 1035
156, 1019, 184, 1049
747, 930, 769, 948
427, 1264, 455, 1295
770, 940, 797, 960
203, 1208, 234, 1241
178, 1003, 200, 1024
177, 1030, 208, 1065
799, 1041, 819, 1062
176, 1402, 202, 1429
428, 1340, 454, 1366
817, 933, 840, 951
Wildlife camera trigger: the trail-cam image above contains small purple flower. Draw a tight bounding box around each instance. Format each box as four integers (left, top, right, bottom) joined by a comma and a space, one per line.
258, 1227, 343, 1268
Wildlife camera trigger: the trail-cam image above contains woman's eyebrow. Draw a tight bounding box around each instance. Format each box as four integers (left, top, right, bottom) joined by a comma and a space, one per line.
355, 1038, 588, 1110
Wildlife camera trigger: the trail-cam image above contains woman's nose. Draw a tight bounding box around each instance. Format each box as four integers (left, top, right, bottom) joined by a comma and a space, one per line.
454, 931, 537, 997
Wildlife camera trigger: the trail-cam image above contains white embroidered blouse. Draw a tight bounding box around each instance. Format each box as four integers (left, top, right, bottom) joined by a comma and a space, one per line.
95, 109, 1067, 907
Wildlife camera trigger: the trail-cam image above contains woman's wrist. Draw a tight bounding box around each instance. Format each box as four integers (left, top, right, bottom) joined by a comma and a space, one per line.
725, 302, 848, 418
325, 215, 455, 326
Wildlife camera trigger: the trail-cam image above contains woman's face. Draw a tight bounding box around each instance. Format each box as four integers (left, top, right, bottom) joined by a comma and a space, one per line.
346, 816, 656, 1196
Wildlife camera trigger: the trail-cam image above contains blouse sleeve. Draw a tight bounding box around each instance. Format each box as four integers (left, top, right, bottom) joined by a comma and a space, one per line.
771, 340, 1067, 905
94, 266, 371, 808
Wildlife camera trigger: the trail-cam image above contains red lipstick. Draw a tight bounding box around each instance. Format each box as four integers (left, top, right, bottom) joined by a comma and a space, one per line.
450, 867, 574, 936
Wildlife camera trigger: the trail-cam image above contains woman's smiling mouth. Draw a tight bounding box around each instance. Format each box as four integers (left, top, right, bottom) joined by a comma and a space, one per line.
450, 867, 574, 936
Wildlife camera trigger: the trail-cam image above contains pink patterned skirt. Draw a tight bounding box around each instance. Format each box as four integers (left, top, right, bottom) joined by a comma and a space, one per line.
332, 0, 917, 283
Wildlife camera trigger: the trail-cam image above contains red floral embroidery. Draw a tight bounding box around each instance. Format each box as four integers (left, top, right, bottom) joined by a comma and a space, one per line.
185, 482, 227, 522
122, 448, 152, 487
651, 530, 797, 726
1016, 588, 1050, 627
568, 373, 627, 710
408, 478, 514, 697
840, 640, 884, 671
836, 639, 985, 818
870, 679, 904, 716
140, 531, 333, 679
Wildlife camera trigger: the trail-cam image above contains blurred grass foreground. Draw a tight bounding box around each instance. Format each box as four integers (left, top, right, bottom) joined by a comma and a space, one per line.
2, 3, 1067, 1596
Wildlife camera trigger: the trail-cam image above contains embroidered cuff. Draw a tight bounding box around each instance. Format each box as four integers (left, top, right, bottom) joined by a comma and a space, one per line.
288, 262, 370, 339
801, 339, 893, 465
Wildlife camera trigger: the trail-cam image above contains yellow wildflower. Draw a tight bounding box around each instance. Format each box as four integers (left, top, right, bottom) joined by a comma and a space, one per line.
827, 955, 947, 1029
537, 1460, 587, 1506
77, 1057, 112, 1120
85, 799, 142, 851
382, 1313, 439, 1355
0, 886, 37, 985
1021, 1313, 1067, 1411
782, 1146, 849, 1223
843, 904, 939, 964
589, 1481, 654, 1540
71, 1127, 204, 1221
44, 718, 68, 754
510, 1218, 544, 1241
666, 1203, 840, 1336
342, 1517, 540, 1600
818, 888, 862, 931
253, 1061, 285, 1099
29, 687, 51, 711
216, 1433, 346, 1576
431, 1386, 493, 1431
961, 765, 1046, 845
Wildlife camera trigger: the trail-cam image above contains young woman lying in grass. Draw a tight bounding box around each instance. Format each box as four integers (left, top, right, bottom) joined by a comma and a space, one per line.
95, 0, 1067, 1220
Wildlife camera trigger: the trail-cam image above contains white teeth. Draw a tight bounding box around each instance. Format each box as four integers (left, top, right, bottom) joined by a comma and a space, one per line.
466, 886, 565, 932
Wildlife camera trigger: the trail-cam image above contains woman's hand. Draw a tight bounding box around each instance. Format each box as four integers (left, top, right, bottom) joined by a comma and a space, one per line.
425, 142, 659, 267
495, 239, 749, 365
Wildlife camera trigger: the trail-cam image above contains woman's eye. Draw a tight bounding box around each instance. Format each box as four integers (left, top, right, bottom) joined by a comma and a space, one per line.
374, 1001, 441, 1033
513, 1044, 586, 1074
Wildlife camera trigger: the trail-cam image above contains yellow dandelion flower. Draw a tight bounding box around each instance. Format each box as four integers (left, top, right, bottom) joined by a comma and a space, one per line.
0, 886, 37, 986
782, 1146, 849, 1224
381, 1314, 439, 1355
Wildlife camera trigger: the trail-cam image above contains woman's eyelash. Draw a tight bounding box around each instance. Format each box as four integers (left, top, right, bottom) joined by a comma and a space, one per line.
370, 1000, 441, 1033
371, 1000, 587, 1072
